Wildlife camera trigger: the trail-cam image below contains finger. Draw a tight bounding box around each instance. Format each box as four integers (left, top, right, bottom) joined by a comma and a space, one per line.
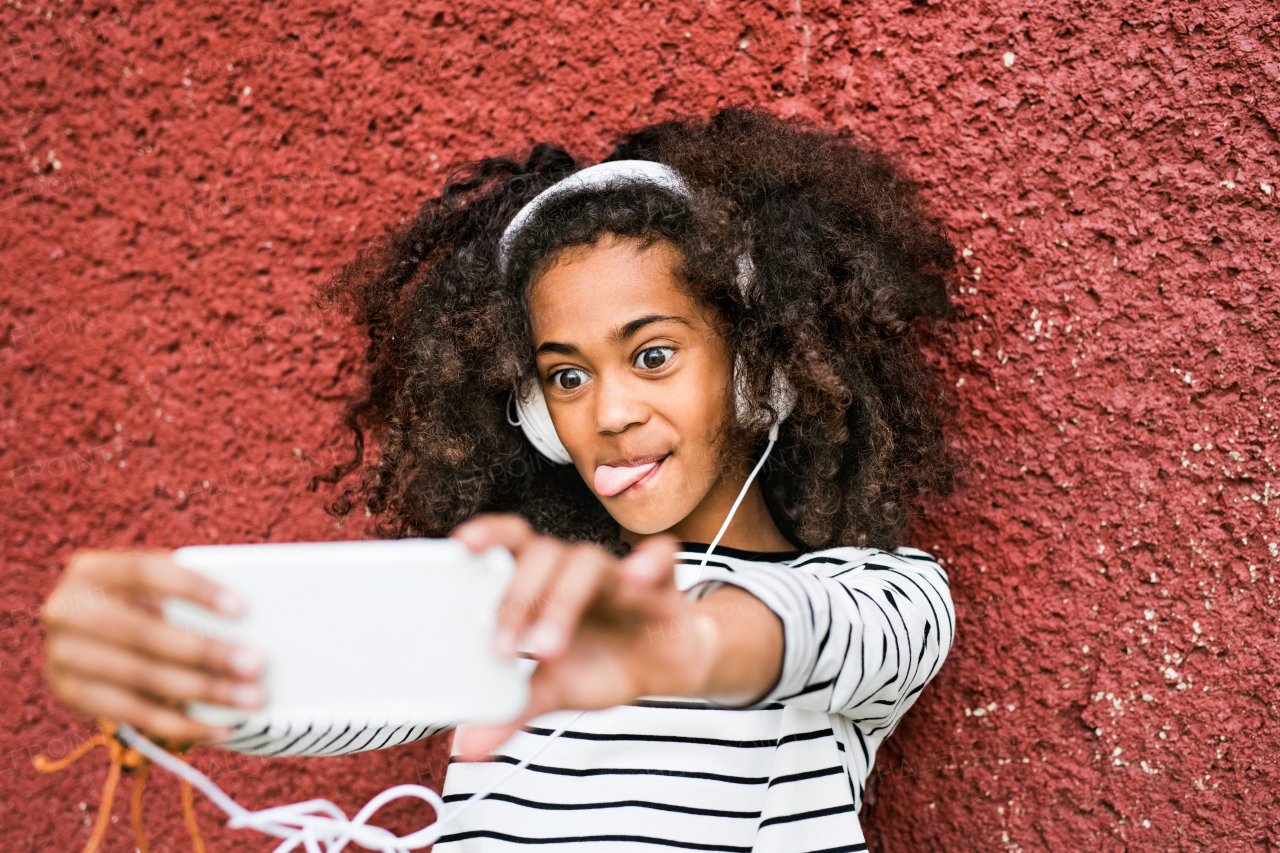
451, 513, 536, 555
47, 633, 265, 710
62, 550, 242, 616
457, 632, 643, 760
55, 672, 230, 744
453, 675, 564, 760
492, 537, 569, 657
453, 722, 524, 761
130, 552, 244, 614
523, 544, 614, 659
51, 595, 263, 678
617, 535, 679, 593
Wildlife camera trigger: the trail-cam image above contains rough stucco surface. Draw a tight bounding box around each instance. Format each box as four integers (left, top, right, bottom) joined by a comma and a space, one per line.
1, 1, 1277, 850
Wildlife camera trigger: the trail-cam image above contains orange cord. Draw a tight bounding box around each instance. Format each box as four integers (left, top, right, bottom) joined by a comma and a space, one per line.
130, 758, 151, 852
181, 778, 207, 853
33, 718, 206, 853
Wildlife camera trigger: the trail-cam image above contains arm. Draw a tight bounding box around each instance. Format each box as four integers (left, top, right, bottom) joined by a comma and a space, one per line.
405, 516, 949, 757
212, 719, 455, 757
680, 583, 785, 707
687, 548, 955, 727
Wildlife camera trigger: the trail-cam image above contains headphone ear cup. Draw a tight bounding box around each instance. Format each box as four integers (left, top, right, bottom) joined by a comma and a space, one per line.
733, 354, 796, 434
513, 375, 574, 465
770, 370, 798, 426
732, 353, 754, 427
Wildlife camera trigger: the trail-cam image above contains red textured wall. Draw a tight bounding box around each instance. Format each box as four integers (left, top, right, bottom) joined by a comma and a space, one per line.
3, 1, 1277, 851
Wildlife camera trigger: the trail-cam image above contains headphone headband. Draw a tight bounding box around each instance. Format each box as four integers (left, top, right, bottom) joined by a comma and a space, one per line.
497, 160, 688, 279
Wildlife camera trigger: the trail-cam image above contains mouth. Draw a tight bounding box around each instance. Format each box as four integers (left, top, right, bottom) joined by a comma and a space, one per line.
594, 454, 669, 497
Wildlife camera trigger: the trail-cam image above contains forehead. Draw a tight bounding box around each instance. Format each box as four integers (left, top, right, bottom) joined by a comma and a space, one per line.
526, 237, 701, 340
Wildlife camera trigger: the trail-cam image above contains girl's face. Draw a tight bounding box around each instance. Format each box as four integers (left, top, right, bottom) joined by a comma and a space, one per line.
527, 235, 734, 536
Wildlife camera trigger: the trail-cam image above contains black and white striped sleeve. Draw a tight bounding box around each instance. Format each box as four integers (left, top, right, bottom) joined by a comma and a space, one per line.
210, 719, 455, 757
690, 547, 955, 727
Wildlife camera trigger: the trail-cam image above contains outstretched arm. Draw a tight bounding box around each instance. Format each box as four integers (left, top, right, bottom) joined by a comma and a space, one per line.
687, 547, 955, 728
447, 514, 789, 757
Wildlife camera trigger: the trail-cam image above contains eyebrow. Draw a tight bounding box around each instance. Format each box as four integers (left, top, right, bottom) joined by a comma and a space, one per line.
535, 314, 693, 357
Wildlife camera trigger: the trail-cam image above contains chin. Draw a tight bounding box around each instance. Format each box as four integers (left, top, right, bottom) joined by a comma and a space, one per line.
604, 497, 699, 537
612, 515, 684, 536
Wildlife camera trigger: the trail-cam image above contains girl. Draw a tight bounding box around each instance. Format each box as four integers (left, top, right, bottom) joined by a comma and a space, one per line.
42, 105, 960, 851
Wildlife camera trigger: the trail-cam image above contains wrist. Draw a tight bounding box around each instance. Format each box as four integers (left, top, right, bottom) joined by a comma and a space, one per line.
683, 607, 725, 701
684, 584, 783, 707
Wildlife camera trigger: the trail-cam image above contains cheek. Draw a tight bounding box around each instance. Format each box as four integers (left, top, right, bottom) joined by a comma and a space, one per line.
553, 401, 594, 456
679, 364, 730, 446
666, 382, 728, 485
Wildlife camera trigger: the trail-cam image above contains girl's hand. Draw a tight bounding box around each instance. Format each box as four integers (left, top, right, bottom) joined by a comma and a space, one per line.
41, 549, 268, 743
450, 514, 771, 759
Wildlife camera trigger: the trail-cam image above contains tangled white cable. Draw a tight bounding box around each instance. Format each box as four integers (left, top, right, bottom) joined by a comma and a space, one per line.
117, 710, 587, 853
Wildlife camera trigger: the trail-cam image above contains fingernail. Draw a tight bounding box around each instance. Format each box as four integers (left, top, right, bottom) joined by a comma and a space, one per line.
526, 621, 564, 656
208, 727, 234, 742
451, 528, 483, 551
492, 626, 517, 658
229, 646, 265, 676
232, 683, 266, 708
216, 589, 243, 615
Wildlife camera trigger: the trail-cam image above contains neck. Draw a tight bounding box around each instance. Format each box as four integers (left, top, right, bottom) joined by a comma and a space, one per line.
620, 466, 797, 554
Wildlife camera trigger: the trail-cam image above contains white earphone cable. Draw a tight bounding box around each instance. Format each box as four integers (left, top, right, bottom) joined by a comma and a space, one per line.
689, 426, 778, 587
116, 709, 588, 853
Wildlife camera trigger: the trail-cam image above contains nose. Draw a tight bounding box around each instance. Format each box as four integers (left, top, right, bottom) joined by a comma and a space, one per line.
593, 370, 650, 435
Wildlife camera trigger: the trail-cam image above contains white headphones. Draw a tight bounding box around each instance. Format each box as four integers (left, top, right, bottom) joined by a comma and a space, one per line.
498, 160, 796, 465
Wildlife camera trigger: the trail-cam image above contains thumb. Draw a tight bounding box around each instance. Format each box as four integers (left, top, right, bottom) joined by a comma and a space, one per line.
453, 673, 562, 761
453, 721, 523, 761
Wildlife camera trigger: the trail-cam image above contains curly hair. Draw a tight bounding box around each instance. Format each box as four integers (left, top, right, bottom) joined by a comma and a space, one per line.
310, 105, 961, 555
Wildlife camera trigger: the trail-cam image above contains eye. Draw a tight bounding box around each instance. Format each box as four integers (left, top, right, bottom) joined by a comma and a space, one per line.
551, 368, 588, 391
634, 346, 674, 371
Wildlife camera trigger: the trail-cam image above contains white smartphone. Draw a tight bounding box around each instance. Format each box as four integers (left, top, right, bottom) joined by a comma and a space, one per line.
165, 538, 530, 730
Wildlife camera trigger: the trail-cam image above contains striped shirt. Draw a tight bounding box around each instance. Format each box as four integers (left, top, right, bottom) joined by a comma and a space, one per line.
217, 541, 955, 852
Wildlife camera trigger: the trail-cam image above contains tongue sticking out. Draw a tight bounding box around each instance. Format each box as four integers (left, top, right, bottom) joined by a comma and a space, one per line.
594, 460, 659, 497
